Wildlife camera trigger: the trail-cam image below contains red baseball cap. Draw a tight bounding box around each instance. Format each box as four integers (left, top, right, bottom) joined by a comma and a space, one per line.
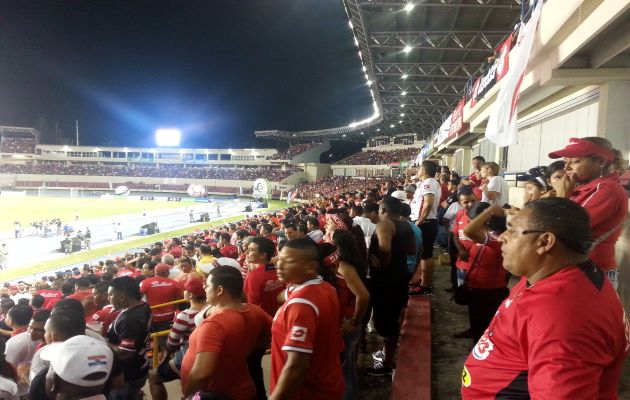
184, 278, 206, 298
155, 263, 171, 274
548, 137, 616, 162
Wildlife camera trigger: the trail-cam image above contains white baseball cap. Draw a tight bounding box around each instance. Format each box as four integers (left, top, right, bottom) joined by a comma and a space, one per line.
197, 256, 242, 275
40, 335, 113, 387
391, 190, 407, 201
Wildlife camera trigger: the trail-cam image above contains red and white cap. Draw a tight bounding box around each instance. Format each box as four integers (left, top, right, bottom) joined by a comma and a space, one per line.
40, 335, 113, 387
548, 137, 616, 162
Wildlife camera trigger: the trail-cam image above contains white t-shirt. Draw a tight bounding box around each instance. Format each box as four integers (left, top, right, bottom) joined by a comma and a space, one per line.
0, 376, 17, 400
4, 332, 38, 397
410, 178, 441, 221
482, 175, 509, 207
352, 216, 376, 249
443, 202, 462, 231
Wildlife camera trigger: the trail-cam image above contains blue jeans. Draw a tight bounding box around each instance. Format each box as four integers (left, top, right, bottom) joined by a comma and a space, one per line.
108, 376, 147, 400
341, 328, 361, 400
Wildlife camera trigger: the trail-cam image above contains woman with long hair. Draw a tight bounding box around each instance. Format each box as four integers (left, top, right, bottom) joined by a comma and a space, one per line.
549, 137, 628, 289
331, 230, 369, 400
462, 202, 510, 344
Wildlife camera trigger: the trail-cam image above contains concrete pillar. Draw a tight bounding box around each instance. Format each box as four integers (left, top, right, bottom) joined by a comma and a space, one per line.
597, 81, 630, 158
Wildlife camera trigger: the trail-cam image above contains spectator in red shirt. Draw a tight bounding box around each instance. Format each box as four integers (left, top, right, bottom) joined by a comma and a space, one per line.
462, 198, 628, 399
259, 223, 278, 248
465, 155, 485, 200
270, 238, 344, 400
180, 266, 272, 399
67, 277, 93, 303
115, 259, 139, 278
218, 233, 239, 259
244, 237, 284, 317
549, 137, 629, 289
36, 282, 62, 309
167, 238, 183, 258
139, 263, 183, 333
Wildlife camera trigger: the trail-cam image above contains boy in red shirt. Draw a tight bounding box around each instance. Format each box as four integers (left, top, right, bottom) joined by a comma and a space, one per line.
244, 237, 284, 317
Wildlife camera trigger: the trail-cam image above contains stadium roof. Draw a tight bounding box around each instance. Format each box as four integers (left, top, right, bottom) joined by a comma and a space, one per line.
256, 0, 522, 141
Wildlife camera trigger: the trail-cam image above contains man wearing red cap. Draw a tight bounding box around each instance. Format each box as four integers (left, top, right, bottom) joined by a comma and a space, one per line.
140, 263, 183, 333
549, 137, 628, 289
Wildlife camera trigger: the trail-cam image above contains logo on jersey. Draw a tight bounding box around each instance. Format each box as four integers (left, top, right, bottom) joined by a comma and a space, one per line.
472, 332, 494, 361
461, 366, 472, 387
504, 299, 513, 308
290, 326, 308, 342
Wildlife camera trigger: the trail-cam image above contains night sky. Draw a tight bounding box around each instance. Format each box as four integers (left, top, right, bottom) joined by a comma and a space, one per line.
0, 0, 373, 148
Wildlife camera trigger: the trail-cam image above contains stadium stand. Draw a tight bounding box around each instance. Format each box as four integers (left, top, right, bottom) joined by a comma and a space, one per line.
0, 137, 36, 154
268, 142, 320, 160
336, 147, 421, 165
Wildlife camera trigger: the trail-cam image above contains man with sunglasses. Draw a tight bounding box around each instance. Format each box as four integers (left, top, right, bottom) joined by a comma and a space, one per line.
461, 198, 628, 399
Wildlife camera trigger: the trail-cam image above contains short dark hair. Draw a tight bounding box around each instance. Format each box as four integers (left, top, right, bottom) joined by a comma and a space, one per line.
400, 202, 412, 218
473, 155, 486, 163
17, 298, 30, 307
250, 237, 275, 262
52, 298, 84, 316
523, 198, 592, 255
220, 232, 231, 242
93, 281, 110, 294
282, 238, 319, 263
32, 309, 51, 323
110, 276, 142, 301
47, 310, 86, 340
30, 294, 45, 309
421, 161, 438, 177
75, 277, 91, 289
380, 195, 402, 216
352, 205, 363, 216
305, 217, 319, 228
200, 244, 213, 255
8, 305, 33, 326
260, 223, 273, 234
61, 281, 75, 296
363, 202, 380, 214
208, 265, 243, 299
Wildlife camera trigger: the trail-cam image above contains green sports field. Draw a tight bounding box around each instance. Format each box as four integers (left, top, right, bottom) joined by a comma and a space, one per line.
0, 196, 192, 231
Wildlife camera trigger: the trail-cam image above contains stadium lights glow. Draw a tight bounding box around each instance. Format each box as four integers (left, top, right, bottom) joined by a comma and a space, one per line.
63, 146, 70, 151
360, 132, 364, 135
362, 66, 367, 72
404, 3, 415, 12
403, 45, 413, 54
348, 21, 353, 29
93, 148, 100, 152
342, 134, 347, 137
401, 74, 408, 79
401, 91, 407, 96
400, 113, 405, 117
390, 124, 395, 128
155, 129, 181, 147
401, 104, 405, 107
354, 37, 359, 47
366, 80, 373, 86
399, 120, 403, 123
377, 128, 381, 131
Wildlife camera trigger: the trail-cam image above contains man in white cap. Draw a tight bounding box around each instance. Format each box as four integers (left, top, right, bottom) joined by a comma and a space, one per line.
40, 335, 114, 400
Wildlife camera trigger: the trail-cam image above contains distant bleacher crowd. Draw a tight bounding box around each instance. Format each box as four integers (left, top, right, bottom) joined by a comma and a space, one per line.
0, 137, 36, 154
1, 162, 297, 182
269, 143, 319, 160
336, 147, 420, 165
295, 175, 393, 199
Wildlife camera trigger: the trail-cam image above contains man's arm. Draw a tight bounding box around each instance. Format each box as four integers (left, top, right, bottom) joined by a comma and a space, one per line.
373, 220, 393, 268
268, 351, 311, 400
417, 193, 434, 223
182, 351, 220, 397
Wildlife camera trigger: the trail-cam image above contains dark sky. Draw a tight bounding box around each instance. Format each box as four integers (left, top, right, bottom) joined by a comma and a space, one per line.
0, 0, 372, 148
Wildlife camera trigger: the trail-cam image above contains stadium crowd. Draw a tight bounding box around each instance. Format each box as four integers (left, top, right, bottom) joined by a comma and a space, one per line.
0, 138, 36, 154
335, 147, 421, 165
0, 163, 297, 182
0, 136, 627, 399
268, 143, 319, 160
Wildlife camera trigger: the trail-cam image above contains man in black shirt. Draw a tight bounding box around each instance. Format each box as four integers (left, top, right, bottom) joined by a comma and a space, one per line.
106, 276, 152, 400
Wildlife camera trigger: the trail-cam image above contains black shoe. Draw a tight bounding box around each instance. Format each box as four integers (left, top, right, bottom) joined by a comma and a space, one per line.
409, 286, 433, 296
365, 361, 394, 376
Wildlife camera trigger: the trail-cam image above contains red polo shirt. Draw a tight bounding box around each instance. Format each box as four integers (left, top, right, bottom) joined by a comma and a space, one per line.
220, 244, 239, 259
68, 289, 93, 303
270, 278, 344, 400
570, 174, 628, 270
452, 209, 475, 271
37, 289, 62, 308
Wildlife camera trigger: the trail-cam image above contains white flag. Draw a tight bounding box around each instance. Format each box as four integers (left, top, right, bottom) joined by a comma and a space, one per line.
485, 1, 543, 147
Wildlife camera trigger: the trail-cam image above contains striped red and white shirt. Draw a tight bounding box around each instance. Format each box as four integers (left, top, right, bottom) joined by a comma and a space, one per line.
167, 308, 200, 348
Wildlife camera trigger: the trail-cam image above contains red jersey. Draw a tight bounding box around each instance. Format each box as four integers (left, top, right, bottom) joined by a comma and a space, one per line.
139, 276, 183, 322
243, 264, 284, 317
270, 278, 344, 400
462, 264, 629, 399
452, 209, 474, 270
466, 233, 507, 289
570, 174, 628, 271
439, 182, 449, 205
220, 244, 239, 259
468, 172, 484, 200
168, 245, 182, 258
67, 289, 93, 303
180, 304, 272, 400
86, 305, 120, 336
116, 268, 139, 278
37, 289, 62, 308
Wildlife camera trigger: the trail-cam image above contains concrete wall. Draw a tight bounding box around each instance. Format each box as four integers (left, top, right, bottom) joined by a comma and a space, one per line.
291, 141, 331, 164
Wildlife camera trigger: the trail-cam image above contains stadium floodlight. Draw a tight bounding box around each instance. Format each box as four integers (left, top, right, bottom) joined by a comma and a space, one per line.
404, 3, 415, 12
366, 80, 373, 86
390, 124, 395, 128
400, 113, 405, 117
401, 74, 408, 79
342, 134, 347, 137
360, 132, 364, 135
403, 45, 413, 54
401, 104, 405, 107
155, 129, 181, 147
377, 128, 381, 131
401, 91, 407, 96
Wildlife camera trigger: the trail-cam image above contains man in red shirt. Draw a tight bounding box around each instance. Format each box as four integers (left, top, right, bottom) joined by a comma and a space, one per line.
461, 198, 629, 399
244, 237, 284, 317
180, 266, 272, 400
218, 232, 239, 259
270, 238, 344, 400
67, 277, 93, 302
465, 155, 485, 200
115, 259, 139, 278
259, 223, 278, 248
36, 282, 62, 309
139, 263, 183, 333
